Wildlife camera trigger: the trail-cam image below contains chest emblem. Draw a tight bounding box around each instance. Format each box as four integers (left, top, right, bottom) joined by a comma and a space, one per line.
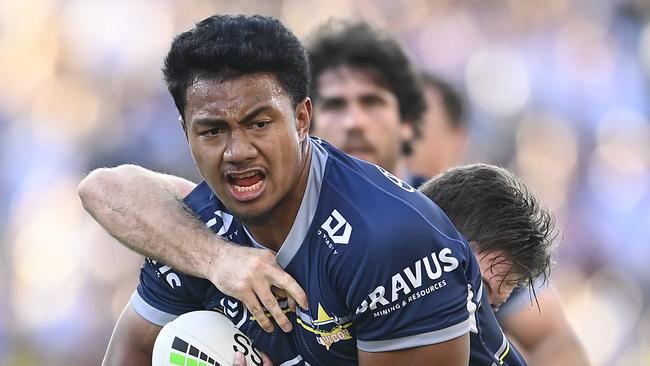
297, 304, 353, 350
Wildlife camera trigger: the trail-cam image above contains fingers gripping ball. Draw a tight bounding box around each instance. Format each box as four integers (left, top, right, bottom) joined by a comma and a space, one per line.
152, 311, 263, 366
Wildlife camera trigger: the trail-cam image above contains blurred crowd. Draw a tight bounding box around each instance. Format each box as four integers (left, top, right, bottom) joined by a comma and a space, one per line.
0, 0, 649, 365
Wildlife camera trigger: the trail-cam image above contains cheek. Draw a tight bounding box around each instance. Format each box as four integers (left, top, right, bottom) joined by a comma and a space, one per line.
314, 114, 341, 137
375, 109, 402, 137
267, 129, 300, 166
189, 142, 223, 174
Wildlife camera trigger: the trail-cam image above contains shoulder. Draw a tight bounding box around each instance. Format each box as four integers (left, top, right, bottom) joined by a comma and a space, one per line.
316, 142, 468, 258
316, 139, 475, 294
183, 181, 216, 217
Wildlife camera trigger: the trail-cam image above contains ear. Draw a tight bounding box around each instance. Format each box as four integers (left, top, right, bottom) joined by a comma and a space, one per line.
179, 116, 189, 142
295, 97, 312, 142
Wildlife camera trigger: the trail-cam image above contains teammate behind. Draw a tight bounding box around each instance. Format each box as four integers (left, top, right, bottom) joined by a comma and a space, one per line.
307, 21, 426, 180
411, 73, 590, 366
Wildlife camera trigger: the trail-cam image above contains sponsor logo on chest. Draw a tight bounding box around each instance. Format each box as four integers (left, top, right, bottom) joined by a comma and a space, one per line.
356, 248, 459, 317
317, 209, 353, 253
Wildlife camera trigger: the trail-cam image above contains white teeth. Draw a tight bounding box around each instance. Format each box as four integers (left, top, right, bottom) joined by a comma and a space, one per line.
233, 181, 262, 192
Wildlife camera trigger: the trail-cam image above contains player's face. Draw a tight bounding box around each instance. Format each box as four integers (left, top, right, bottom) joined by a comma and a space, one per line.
476, 249, 519, 309
182, 74, 311, 223
313, 66, 412, 174
408, 85, 466, 177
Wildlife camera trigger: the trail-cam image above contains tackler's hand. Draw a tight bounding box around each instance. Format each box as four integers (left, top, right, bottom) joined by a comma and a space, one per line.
207, 243, 307, 333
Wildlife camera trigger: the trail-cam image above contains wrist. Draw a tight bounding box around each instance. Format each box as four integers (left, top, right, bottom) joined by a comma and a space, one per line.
202, 236, 231, 281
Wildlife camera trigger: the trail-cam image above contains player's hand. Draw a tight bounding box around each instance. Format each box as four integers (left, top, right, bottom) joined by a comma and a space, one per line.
207, 243, 308, 333
233, 351, 274, 366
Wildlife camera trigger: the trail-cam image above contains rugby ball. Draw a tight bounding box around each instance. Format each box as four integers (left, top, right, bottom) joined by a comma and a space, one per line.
152, 311, 263, 366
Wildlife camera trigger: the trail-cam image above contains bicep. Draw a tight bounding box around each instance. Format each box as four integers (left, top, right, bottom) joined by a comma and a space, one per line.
102, 303, 162, 366
357, 333, 469, 366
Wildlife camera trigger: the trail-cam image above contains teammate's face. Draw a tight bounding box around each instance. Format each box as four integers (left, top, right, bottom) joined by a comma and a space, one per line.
408, 85, 466, 177
313, 66, 412, 174
182, 74, 311, 223
475, 249, 519, 309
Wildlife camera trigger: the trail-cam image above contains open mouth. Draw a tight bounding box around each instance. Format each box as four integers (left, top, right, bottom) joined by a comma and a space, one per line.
226, 169, 266, 201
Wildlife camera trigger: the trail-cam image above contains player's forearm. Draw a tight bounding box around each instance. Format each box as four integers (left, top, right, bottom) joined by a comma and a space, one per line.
78, 165, 220, 278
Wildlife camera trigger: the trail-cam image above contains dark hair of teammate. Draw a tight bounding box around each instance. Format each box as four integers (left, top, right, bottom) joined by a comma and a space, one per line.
163, 14, 310, 116
307, 21, 426, 135
419, 164, 555, 292
420, 72, 466, 129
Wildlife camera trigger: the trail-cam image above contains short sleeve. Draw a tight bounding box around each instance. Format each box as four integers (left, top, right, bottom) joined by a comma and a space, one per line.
131, 258, 212, 326
343, 220, 475, 352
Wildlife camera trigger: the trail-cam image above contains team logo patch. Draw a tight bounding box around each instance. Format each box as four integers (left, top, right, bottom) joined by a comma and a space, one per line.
317, 327, 352, 350
297, 304, 353, 351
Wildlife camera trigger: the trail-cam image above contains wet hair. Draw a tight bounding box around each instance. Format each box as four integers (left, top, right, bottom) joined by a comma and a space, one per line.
163, 14, 310, 117
419, 164, 555, 293
420, 72, 466, 129
307, 21, 426, 136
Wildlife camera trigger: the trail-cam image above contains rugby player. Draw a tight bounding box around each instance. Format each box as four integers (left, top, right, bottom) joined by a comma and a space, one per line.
79, 15, 530, 365
307, 21, 425, 181
412, 73, 589, 366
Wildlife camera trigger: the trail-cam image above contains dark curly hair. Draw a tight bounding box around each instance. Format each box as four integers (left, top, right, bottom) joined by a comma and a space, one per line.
419, 164, 555, 293
307, 21, 426, 135
163, 14, 310, 117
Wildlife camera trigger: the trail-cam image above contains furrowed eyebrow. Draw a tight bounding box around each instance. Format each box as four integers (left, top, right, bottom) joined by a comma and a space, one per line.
240, 106, 273, 124
193, 117, 227, 127
192, 106, 273, 127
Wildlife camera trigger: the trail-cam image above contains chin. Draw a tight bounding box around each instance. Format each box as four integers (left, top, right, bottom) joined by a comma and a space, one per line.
231, 206, 273, 225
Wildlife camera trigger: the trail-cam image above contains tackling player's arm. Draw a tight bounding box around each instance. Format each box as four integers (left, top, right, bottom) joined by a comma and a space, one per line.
357, 334, 469, 365
501, 288, 590, 366
78, 164, 307, 333
102, 303, 161, 366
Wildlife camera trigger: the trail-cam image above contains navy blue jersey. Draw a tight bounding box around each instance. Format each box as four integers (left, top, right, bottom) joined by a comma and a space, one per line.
131, 138, 526, 365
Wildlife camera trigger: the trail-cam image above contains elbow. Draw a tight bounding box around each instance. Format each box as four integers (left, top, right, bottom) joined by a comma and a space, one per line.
78, 165, 139, 212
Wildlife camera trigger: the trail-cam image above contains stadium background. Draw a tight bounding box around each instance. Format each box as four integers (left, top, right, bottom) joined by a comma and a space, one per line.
0, 0, 649, 364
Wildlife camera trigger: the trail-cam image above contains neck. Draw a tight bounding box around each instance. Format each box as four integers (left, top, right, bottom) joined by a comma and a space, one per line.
245, 141, 312, 252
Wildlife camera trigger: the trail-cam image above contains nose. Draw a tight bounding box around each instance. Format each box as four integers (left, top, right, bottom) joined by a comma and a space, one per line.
223, 129, 256, 163
341, 102, 368, 132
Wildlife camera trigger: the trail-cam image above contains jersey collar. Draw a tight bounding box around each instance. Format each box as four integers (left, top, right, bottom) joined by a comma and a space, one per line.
243, 139, 328, 267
